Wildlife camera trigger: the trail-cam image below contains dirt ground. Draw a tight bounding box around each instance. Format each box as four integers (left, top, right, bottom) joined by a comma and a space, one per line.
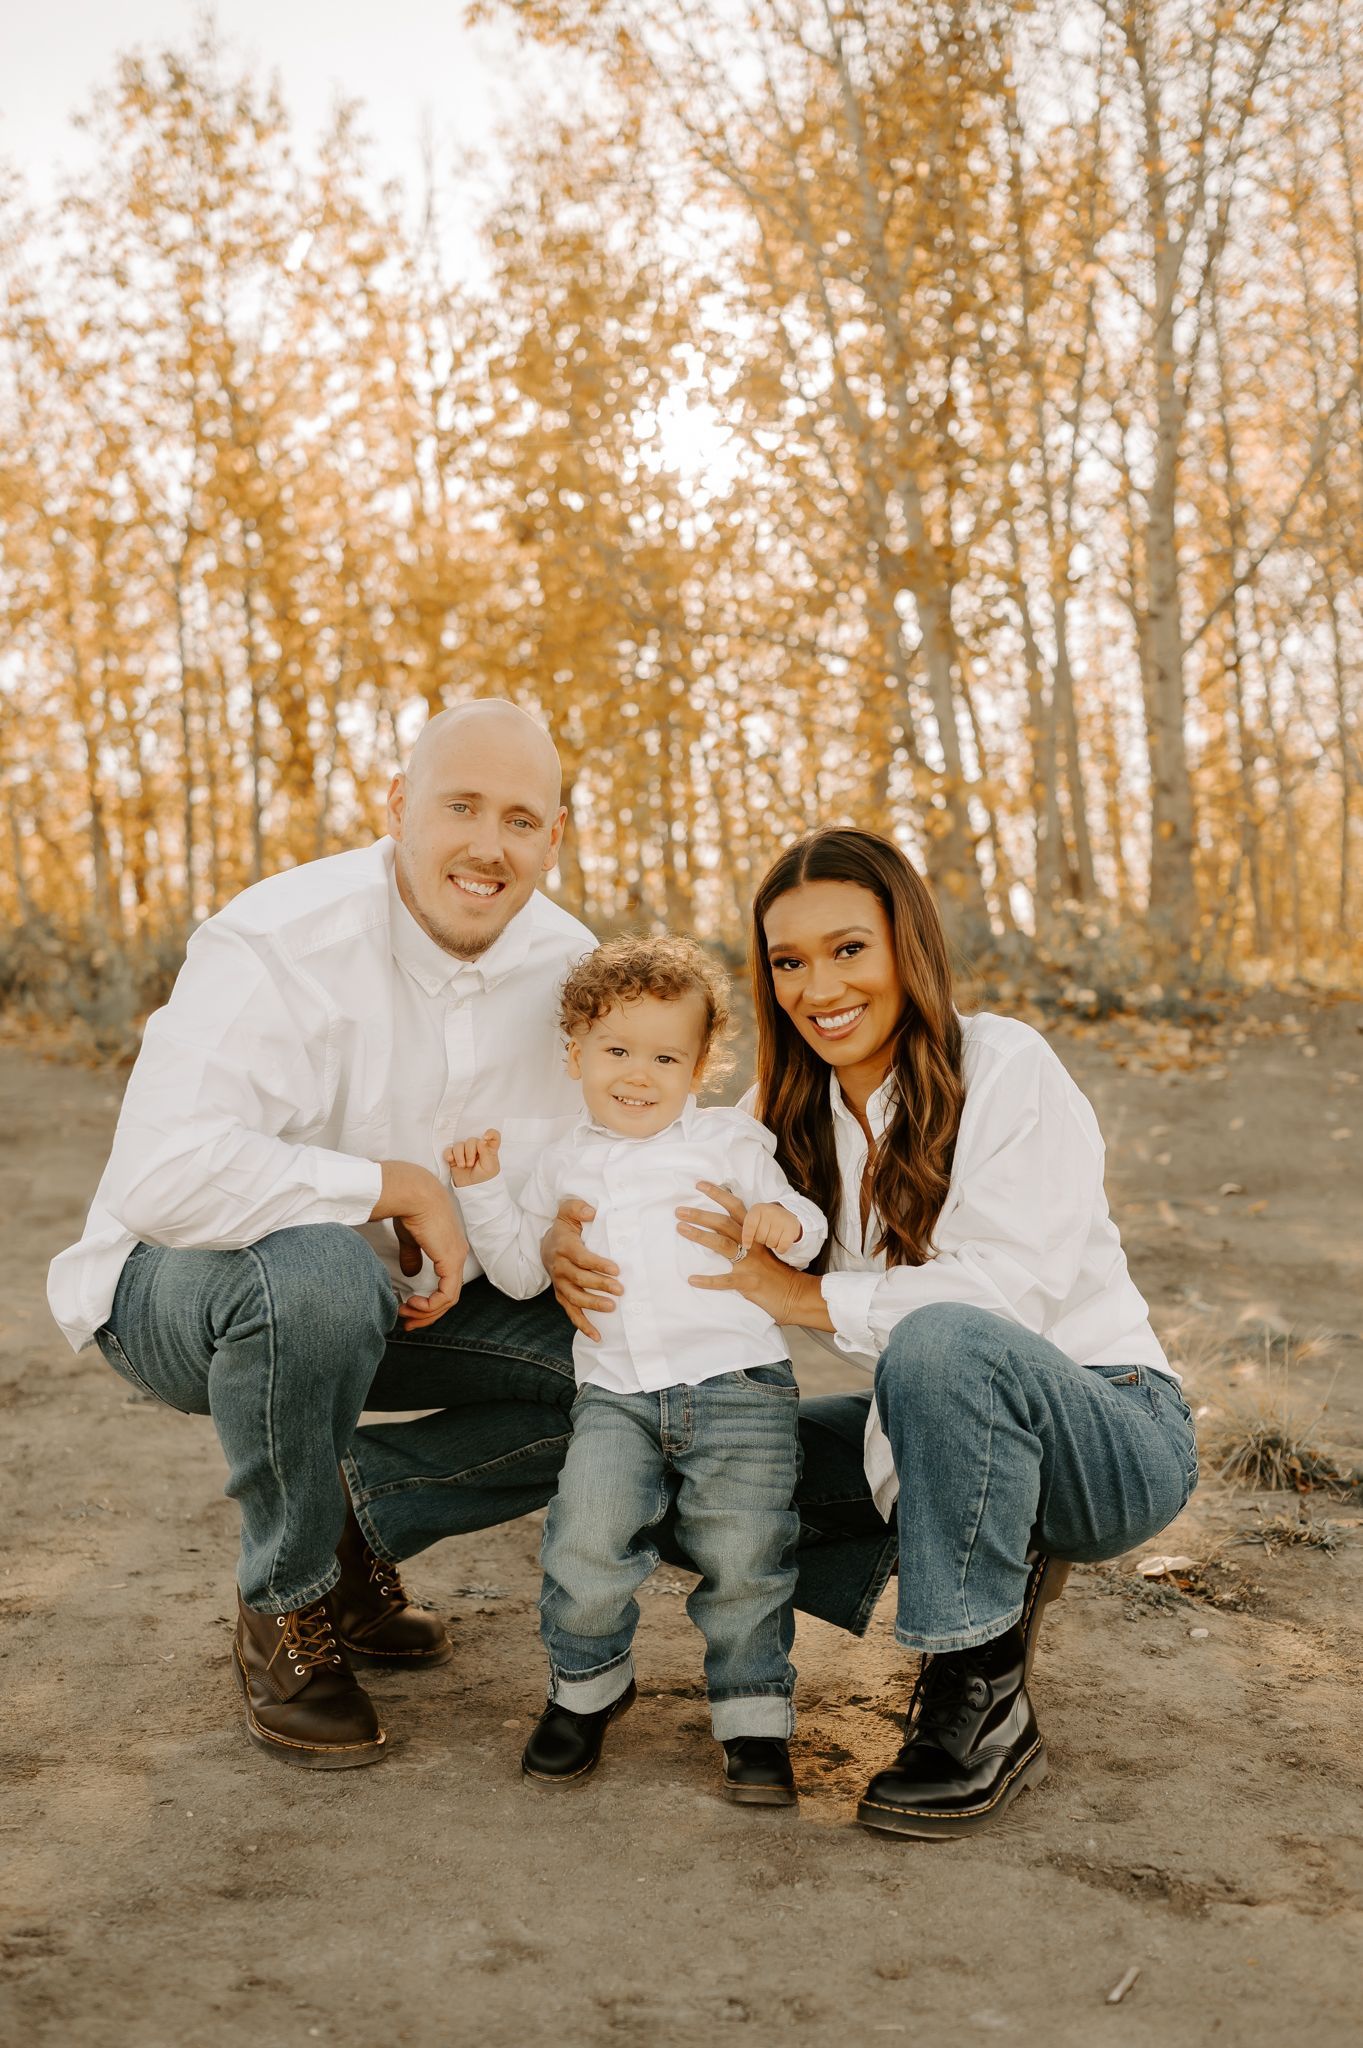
3, 994, 1362, 2047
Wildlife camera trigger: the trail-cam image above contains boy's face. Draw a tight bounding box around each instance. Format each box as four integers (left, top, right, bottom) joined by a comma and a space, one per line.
568, 992, 708, 1139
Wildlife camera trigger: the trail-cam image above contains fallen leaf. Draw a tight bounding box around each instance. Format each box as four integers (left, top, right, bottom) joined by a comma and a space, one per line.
1138, 1554, 1197, 1578
1219, 1181, 1245, 1196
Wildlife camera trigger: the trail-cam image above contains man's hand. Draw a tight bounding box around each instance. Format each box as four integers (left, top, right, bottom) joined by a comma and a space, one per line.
541, 1197, 621, 1342
446, 1130, 502, 1188
740, 1200, 801, 1255
371, 1161, 469, 1330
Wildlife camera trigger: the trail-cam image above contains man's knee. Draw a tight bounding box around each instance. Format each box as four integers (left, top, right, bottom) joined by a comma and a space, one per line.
240, 1224, 395, 1360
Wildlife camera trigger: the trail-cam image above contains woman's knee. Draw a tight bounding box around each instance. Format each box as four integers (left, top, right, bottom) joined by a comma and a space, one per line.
875, 1302, 1004, 1406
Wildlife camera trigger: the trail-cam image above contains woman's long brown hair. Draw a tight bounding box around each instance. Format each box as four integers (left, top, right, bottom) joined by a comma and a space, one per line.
752, 829, 965, 1272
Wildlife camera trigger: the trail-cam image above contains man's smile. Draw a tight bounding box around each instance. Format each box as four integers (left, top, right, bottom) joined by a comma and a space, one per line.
448, 873, 507, 900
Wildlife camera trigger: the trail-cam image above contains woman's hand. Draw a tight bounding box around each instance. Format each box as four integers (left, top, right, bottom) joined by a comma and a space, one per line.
677, 1181, 828, 1328
541, 1198, 622, 1342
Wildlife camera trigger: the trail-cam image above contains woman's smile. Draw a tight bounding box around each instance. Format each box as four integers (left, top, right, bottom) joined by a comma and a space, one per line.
763, 879, 905, 1101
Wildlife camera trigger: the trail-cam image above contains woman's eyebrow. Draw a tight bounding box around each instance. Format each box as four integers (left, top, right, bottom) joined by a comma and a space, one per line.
767, 925, 874, 952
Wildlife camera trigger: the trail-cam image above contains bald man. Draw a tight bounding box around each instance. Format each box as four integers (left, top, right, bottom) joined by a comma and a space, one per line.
49, 702, 593, 1769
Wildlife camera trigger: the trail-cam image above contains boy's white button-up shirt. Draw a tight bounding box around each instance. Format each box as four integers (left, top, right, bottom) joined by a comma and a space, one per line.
746, 1011, 1173, 1518
456, 1098, 827, 1393
47, 839, 592, 1350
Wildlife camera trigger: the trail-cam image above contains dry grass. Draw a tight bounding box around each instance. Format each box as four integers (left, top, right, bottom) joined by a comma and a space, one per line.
1234, 1506, 1347, 1556
1162, 1320, 1360, 1499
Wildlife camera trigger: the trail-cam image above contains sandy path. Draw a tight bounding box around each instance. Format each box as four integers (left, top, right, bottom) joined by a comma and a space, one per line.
2, 999, 1361, 2046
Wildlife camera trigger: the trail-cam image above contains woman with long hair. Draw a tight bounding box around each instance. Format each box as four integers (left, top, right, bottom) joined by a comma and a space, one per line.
550, 827, 1197, 1840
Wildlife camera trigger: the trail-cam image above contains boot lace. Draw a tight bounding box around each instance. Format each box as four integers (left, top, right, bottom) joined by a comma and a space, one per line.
273, 1600, 343, 1675
366, 1552, 408, 1605
906, 1651, 992, 1746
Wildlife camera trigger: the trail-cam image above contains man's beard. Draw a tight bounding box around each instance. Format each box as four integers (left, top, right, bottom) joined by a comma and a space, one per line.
398, 847, 514, 960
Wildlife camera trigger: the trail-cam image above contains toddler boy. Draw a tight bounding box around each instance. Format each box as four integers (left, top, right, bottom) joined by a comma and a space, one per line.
448, 935, 825, 1804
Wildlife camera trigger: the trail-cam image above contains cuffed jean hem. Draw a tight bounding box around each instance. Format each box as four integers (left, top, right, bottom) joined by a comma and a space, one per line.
551, 1657, 635, 1714
245, 1561, 342, 1617
710, 1694, 796, 1742
892, 1599, 1025, 1656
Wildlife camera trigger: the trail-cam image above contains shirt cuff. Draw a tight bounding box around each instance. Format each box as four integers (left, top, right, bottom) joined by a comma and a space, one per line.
324, 1154, 385, 1222
820, 1270, 882, 1361
453, 1176, 517, 1220
782, 1201, 828, 1270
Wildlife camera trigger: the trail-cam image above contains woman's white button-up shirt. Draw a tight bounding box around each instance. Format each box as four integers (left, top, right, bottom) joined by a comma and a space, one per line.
750, 1011, 1171, 1516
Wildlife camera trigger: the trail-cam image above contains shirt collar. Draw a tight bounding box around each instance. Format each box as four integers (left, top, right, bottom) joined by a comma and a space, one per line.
578, 1094, 700, 1144
387, 859, 537, 997
828, 1069, 896, 1140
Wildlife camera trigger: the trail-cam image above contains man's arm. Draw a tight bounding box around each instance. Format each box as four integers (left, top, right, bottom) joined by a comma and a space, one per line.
109, 919, 385, 1248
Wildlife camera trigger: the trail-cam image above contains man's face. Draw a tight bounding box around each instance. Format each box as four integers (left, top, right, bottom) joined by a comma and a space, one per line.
387, 726, 566, 959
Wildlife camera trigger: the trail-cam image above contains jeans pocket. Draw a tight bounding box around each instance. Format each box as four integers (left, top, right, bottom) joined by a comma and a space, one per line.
95, 1326, 169, 1408
735, 1362, 798, 1396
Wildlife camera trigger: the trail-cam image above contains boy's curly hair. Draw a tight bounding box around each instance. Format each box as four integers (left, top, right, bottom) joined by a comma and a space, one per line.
559, 934, 735, 1086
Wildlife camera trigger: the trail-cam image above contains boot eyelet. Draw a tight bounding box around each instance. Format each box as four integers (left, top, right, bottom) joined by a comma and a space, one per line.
276, 1616, 286, 1627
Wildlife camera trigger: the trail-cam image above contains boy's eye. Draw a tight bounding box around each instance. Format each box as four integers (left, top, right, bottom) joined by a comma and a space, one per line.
448, 801, 470, 814
605, 1047, 627, 1058
509, 817, 535, 831
655, 1054, 677, 1065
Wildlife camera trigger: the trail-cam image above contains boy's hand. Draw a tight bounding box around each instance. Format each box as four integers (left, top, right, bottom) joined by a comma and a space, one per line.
446, 1130, 502, 1187
741, 1201, 801, 1255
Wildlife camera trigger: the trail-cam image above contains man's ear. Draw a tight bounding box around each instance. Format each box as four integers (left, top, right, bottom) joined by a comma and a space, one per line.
386, 772, 407, 841
565, 1037, 582, 1079
541, 804, 569, 874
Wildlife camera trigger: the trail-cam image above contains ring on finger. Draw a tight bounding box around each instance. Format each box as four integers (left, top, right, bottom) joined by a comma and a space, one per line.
731, 1245, 748, 1264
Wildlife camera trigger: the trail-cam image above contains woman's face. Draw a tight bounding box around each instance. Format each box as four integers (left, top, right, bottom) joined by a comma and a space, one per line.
762, 880, 905, 1089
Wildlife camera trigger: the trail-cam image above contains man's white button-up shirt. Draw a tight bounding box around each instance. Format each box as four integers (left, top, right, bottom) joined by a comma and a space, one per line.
48, 839, 592, 1350
456, 1097, 827, 1394
745, 1011, 1173, 1517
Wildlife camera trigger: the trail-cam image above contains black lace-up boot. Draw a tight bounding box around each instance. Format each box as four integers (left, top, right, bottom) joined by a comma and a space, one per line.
856, 1624, 1046, 1840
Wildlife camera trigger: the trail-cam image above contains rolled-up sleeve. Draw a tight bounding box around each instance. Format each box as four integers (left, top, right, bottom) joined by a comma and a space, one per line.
822, 1047, 1103, 1361
109, 921, 383, 1249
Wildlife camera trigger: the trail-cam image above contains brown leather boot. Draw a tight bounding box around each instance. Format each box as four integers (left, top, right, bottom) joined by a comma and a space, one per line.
233, 1594, 387, 1769
331, 1504, 452, 1666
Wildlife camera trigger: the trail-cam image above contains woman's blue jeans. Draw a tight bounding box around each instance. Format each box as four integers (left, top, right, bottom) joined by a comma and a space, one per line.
97, 1228, 1194, 1648
875, 1303, 1199, 1651
539, 1368, 801, 1739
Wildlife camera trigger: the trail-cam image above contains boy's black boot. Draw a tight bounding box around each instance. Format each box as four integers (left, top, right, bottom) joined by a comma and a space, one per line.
521, 1681, 637, 1784
721, 1735, 798, 1806
856, 1624, 1046, 1840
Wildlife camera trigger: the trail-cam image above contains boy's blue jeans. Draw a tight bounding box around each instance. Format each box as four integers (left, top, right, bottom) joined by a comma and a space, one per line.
539, 1370, 801, 1739
96, 1226, 1195, 1652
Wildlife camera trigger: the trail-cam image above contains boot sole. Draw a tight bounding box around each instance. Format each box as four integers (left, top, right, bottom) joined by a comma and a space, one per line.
521, 1686, 636, 1786
722, 1781, 799, 1807
232, 1646, 388, 1770
338, 1635, 453, 1668
856, 1742, 1048, 1840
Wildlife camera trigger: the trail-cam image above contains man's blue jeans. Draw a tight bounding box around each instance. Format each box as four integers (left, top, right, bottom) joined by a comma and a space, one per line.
98, 1228, 1193, 1644
539, 1368, 801, 1739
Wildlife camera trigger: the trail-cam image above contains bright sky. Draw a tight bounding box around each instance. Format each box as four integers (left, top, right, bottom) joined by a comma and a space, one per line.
2, 0, 541, 261
1, 1, 736, 484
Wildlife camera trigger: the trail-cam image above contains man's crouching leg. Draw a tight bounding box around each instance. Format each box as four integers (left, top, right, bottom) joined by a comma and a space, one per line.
100, 1224, 408, 1768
